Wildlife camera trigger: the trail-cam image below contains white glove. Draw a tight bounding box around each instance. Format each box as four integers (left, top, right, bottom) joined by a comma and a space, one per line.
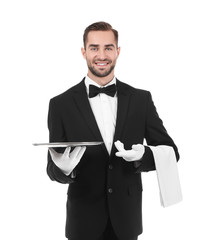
49, 146, 86, 176
115, 140, 145, 162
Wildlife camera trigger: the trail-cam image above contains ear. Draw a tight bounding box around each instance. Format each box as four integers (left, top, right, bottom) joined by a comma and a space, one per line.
116, 47, 121, 58
81, 47, 86, 59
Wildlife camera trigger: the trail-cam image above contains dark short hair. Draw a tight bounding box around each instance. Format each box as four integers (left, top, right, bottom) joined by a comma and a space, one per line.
83, 21, 118, 49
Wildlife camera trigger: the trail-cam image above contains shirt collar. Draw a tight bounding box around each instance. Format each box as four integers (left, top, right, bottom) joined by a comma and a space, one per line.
85, 75, 116, 95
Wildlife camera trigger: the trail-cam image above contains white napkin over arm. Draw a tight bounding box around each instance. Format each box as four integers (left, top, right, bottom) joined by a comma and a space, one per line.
149, 145, 183, 207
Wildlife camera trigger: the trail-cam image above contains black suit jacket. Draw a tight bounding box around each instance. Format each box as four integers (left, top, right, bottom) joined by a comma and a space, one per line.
47, 78, 179, 240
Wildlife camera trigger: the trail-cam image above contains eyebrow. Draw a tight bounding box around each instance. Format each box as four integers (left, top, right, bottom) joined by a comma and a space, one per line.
104, 44, 115, 48
88, 44, 115, 48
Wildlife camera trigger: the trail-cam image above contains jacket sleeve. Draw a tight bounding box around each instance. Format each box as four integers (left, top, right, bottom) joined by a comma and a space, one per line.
46, 98, 75, 184
136, 92, 180, 172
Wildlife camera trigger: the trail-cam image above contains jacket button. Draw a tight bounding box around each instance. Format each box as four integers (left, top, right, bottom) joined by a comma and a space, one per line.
109, 164, 113, 170
108, 188, 113, 193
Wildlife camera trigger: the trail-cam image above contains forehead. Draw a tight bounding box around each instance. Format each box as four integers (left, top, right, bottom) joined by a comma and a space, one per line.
86, 31, 116, 46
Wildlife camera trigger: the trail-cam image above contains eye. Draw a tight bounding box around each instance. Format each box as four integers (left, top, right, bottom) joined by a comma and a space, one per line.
91, 47, 98, 51
105, 47, 112, 51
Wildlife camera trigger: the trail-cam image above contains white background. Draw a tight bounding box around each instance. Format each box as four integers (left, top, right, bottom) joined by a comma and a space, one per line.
0, 0, 216, 239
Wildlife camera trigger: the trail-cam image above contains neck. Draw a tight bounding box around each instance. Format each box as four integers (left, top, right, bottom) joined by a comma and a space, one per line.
87, 72, 115, 86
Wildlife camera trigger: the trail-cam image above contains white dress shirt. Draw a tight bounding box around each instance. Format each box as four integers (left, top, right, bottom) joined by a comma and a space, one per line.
85, 76, 117, 155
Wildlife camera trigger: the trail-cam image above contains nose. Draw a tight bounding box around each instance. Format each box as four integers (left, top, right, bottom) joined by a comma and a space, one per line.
97, 49, 107, 60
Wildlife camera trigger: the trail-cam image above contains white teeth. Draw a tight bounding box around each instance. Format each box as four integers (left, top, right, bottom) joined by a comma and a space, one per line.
96, 63, 107, 66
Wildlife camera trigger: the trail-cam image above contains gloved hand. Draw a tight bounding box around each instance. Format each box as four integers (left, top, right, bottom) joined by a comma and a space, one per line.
114, 140, 145, 162
49, 146, 86, 176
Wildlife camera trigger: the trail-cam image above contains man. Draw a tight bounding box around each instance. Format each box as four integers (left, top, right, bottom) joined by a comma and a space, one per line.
47, 21, 179, 240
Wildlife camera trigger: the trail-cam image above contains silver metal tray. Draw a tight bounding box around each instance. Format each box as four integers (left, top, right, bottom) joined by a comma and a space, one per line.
33, 142, 103, 147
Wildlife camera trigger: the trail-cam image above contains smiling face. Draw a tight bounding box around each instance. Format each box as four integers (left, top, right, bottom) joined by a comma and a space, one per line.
81, 30, 120, 86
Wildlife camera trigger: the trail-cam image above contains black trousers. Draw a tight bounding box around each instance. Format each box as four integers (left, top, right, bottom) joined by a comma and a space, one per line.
68, 217, 138, 240
97, 217, 138, 240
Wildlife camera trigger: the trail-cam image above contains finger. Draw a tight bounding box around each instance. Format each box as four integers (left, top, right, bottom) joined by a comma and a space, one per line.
115, 151, 127, 158
48, 147, 57, 158
76, 146, 86, 160
48, 147, 54, 153
116, 140, 124, 148
116, 151, 134, 162
70, 146, 82, 158
48, 148, 60, 163
63, 147, 71, 157
114, 140, 125, 151
115, 152, 122, 157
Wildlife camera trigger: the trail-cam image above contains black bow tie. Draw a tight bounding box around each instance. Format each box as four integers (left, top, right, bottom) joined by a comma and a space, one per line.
89, 84, 117, 98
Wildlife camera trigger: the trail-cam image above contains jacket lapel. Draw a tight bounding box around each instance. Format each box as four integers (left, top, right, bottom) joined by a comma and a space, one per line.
72, 79, 103, 142
110, 80, 132, 157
